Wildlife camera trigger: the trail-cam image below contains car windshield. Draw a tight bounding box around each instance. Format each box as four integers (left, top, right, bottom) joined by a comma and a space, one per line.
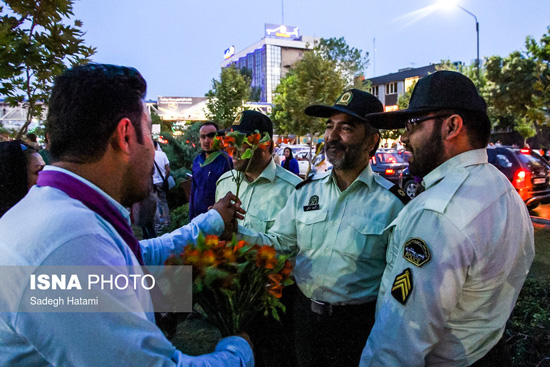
377, 153, 404, 163
517, 153, 543, 168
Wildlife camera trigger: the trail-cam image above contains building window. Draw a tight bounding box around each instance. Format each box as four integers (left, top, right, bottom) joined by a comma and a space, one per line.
386, 82, 397, 95
371, 86, 379, 97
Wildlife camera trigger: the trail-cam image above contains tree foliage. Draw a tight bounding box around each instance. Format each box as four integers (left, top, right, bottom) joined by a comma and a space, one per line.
272, 37, 369, 137
205, 65, 251, 128
0, 0, 96, 138
271, 50, 346, 137
484, 26, 550, 137
316, 37, 369, 87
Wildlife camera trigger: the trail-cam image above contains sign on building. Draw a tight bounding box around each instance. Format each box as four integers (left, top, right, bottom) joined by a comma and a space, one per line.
265, 24, 300, 40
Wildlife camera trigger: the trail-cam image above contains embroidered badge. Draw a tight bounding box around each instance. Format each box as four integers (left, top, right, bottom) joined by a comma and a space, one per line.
335, 91, 353, 106
233, 112, 244, 125
303, 195, 320, 211
391, 268, 413, 305
403, 238, 431, 267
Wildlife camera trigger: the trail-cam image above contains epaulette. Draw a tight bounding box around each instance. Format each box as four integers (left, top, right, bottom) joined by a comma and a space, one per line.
389, 184, 411, 205
295, 170, 330, 190
296, 174, 314, 190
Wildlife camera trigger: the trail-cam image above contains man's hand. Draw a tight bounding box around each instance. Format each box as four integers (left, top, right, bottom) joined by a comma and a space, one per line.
211, 192, 246, 226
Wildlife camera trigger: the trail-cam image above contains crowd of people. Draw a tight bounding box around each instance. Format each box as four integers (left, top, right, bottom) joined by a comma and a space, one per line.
0, 64, 535, 367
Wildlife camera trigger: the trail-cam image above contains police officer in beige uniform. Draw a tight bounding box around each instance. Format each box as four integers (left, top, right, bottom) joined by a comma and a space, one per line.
360, 71, 535, 367
216, 110, 301, 367
237, 89, 409, 367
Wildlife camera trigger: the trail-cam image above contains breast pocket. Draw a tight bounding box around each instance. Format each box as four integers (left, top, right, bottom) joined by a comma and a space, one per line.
296, 210, 328, 249
346, 216, 388, 261
245, 211, 276, 233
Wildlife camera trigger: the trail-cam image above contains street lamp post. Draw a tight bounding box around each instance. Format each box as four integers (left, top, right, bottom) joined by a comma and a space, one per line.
454, 4, 480, 79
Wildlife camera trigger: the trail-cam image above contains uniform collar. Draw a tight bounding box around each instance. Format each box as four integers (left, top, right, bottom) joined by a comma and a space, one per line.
252, 158, 277, 183
423, 148, 488, 190
327, 163, 374, 189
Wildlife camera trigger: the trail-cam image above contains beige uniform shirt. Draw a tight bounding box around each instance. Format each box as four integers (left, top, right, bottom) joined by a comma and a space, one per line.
361, 149, 535, 366
238, 164, 407, 305
216, 159, 301, 233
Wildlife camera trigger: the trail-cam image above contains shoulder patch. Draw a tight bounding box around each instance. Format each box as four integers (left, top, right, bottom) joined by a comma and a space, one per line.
391, 268, 413, 305
275, 165, 302, 186
403, 238, 430, 267
296, 175, 313, 190
389, 184, 411, 205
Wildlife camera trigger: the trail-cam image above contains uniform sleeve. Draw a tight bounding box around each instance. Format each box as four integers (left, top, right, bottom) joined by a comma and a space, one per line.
14, 234, 253, 367
360, 210, 475, 367
237, 190, 299, 255
140, 210, 225, 266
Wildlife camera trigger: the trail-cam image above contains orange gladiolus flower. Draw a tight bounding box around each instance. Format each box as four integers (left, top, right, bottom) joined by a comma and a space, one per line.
256, 245, 277, 269
204, 235, 219, 248
200, 250, 217, 267
183, 248, 201, 266
268, 284, 283, 298
257, 142, 270, 151
221, 247, 237, 263
246, 133, 261, 146
233, 240, 247, 253
225, 146, 236, 157
268, 273, 283, 286
280, 260, 292, 278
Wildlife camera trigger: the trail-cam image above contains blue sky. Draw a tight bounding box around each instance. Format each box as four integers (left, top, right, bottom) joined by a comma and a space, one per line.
73, 0, 550, 100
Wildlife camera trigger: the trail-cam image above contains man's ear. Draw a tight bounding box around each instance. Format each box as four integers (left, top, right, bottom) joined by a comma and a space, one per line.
443, 114, 464, 141
110, 118, 133, 154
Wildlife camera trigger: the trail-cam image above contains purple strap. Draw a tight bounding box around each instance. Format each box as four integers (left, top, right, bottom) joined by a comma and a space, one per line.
37, 170, 144, 265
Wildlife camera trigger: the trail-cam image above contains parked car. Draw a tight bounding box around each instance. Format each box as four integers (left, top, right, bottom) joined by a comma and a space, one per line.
400, 146, 550, 207
275, 144, 310, 160
294, 150, 332, 177
399, 167, 422, 199
371, 149, 408, 184
487, 146, 550, 209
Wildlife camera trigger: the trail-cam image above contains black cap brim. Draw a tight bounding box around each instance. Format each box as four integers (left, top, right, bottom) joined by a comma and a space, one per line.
366, 107, 492, 130
305, 105, 368, 122
366, 108, 438, 129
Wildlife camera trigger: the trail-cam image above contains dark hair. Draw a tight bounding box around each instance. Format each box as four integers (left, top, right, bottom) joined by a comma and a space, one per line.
46, 64, 147, 163
200, 121, 219, 131
0, 140, 36, 217
441, 109, 491, 148
283, 147, 294, 169
26, 133, 37, 143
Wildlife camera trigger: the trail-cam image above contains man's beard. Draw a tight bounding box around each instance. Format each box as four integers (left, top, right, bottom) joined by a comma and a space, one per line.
326, 140, 366, 170
408, 127, 444, 178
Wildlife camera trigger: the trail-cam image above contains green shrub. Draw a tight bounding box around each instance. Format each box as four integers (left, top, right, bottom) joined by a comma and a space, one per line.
170, 204, 190, 231
506, 275, 550, 367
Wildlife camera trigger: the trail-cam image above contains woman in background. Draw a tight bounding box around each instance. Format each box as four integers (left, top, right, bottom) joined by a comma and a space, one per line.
281, 147, 299, 176
0, 140, 45, 218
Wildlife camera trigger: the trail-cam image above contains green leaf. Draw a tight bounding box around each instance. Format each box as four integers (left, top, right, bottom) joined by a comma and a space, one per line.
241, 148, 253, 160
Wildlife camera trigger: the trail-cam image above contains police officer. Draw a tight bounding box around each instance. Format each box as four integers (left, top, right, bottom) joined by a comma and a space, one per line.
216, 110, 301, 367
237, 89, 409, 367
360, 71, 535, 366
216, 110, 301, 233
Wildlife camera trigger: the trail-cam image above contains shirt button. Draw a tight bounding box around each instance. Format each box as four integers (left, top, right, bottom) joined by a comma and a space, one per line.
324, 249, 330, 253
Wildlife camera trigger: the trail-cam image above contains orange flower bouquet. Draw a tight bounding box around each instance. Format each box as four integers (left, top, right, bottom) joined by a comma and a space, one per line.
165, 233, 293, 337
203, 129, 270, 199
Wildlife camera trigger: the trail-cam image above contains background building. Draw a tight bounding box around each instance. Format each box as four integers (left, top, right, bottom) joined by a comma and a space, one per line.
367, 64, 438, 111
222, 24, 318, 104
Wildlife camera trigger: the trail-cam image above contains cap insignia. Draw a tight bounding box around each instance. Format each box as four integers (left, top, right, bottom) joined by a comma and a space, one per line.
335, 91, 353, 106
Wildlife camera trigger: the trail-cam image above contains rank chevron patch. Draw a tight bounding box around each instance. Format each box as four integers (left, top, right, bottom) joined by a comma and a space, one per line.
391, 268, 413, 305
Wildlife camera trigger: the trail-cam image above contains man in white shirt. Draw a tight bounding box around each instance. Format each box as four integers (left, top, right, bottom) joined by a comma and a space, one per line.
153, 140, 171, 228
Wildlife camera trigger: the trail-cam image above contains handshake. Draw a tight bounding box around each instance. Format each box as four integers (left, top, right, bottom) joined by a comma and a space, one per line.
209, 192, 246, 239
